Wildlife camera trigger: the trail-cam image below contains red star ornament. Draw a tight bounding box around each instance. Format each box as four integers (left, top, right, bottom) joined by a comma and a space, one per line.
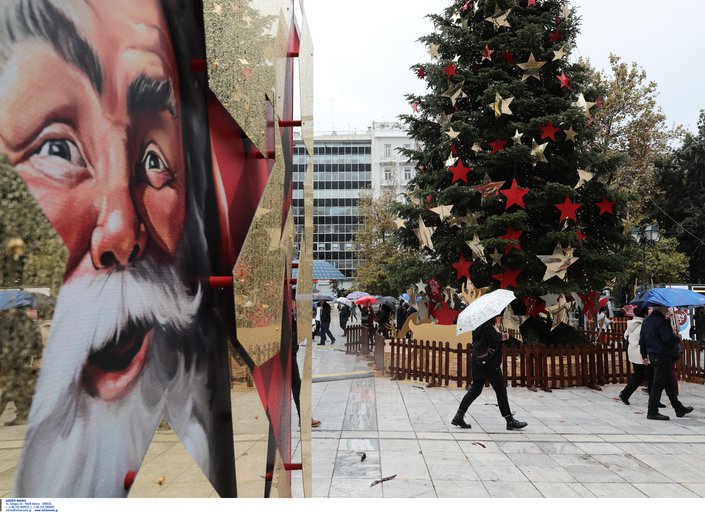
481, 44, 494, 61
548, 30, 562, 43
555, 195, 581, 221
498, 226, 523, 254
578, 291, 600, 320
432, 301, 460, 325
444, 63, 458, 78
522, 296, 548, 317
452, 254, 473, 281
499, 179, 530, 209
539, 122, 560, 141
474, 180, 506, 199
595, 197, 615, 215
417, 67, 427, 78
411, 102, 419, 113
449, 159, 472, 183
527, 0, 537, 6
461, 1, 470, 12
556, 71, 571, 89
488, 139, 508, 155
492, 267, 522, 289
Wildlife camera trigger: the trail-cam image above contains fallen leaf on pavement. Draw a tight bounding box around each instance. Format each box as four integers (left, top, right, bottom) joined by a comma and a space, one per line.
370, 474, 397, 487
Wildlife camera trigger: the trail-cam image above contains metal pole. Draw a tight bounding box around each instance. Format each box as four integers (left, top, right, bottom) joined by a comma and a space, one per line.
642, 240, 648, 290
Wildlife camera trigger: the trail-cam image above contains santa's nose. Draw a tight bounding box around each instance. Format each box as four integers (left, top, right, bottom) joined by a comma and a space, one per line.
90, 191, 147, 270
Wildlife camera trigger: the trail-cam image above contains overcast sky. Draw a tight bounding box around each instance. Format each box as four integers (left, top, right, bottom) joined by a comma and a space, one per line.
303, 0, 705, 135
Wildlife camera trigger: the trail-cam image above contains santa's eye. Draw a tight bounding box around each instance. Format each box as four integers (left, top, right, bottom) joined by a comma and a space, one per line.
37, 139, 86, 167
139, 146, 173, 189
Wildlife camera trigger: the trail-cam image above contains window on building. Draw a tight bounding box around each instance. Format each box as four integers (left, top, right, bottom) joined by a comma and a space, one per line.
404, 167, 413, 181
384, 144, 391, 158
384, 168, 392, 182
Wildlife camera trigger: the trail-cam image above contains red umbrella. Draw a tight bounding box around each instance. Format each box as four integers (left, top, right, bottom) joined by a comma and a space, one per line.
355, 296, 378, 306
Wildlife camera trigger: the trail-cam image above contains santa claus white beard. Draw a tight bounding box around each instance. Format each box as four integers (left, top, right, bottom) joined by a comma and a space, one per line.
13, 257, 210, 497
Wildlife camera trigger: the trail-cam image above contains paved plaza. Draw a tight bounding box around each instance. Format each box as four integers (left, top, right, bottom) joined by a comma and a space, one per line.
1, 314, 705, 498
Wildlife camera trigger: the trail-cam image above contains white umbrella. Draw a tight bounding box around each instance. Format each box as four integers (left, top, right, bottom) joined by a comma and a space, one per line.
334, 297, 352, 307
456, 289, 516, 335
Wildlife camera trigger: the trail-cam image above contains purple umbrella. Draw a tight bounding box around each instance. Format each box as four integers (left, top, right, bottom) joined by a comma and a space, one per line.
346, 291, 370, 300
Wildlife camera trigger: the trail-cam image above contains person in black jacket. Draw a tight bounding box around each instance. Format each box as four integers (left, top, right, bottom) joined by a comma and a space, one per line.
639, 306, 694, 420
451, 315, 527, 431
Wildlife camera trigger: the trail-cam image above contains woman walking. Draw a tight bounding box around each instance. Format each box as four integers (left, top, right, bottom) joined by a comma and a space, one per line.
619, 306, 648, 404
451, 315, 527, 431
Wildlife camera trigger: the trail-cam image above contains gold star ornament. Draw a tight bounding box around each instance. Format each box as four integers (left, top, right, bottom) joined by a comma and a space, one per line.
564, 125, 577, 142
530, 139, 549, 164
446, 127, 460, 139
430, 204, 454, 221
414, 216, 436, 251
428, 43, 440, 59
517, 52, 546, 81
466, 234, 487, 263
571, 93, 595, 118
511, 129, 524, 145
485, 6, 512, 29
574, 169, 595, 189
488, 93, 514, 118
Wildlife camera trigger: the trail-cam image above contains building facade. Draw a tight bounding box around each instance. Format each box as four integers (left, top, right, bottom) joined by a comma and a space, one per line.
293, 122, 414, 281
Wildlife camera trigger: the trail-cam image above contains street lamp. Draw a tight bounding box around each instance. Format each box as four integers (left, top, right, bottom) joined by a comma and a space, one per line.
631, 223, 660, 290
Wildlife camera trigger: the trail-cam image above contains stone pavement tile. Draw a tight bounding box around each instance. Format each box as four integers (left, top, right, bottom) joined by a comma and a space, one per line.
464, 451, 513, 466
535, 441, 585, 455
549, 454, 625, 483
598, 434, 641, 442
483, 480, 541, 497
434, 480, 489, 498
381, 453, 430, 481
333, 449, 381, 479
519, 466, 576, 483
534, 482, 596, 498
588, 454, 672, 484
457, 440, 501, 454
329, 477, 382, 498
522, 433, 566, 442
507, 453, 558, 467
613, 442, 675, 456
452, 432, 493, 441
291, 475, 331, 498
489, 433, 530, 443
311, 450, 337, 478
341, 430, 377, 438
682, 483, 705, 497
418, 439, 463, 454
583, 482, 647, 498
573, 442, 625, 454
631, 482, 699, 498
472, 464, 529, 482
416, 432, 455, 440
382, 478, 436, 498
563, 434, 603, 442
308, 436, 340, 451
378, 431, 416, 439
338, 438, 379, 451
497, 441, 542, 453
425, 460, 479, 482
377, 416, 414, 432
379, 438, 420, 452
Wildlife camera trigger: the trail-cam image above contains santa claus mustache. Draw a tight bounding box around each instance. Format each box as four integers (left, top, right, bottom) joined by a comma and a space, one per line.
28, 257, 201, 422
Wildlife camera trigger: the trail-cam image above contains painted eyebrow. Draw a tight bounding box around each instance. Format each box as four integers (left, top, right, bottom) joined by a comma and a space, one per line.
1, 0, 104, 93
127, 75, 176, 117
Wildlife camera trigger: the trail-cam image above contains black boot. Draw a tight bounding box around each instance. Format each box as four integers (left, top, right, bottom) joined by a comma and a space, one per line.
451, 410, 471, 429
504, 414, 527, 431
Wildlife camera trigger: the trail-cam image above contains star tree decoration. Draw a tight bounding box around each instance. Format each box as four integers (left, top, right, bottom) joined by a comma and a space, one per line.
441, 81, 466, 107
556, 71, 571, 90
430, 204, 454, 221
552, 46, 566, 60
595, 197, 615, 215
481, 44, 494, 61
546, 294, 574, 330
488, 139, 508, 154
564, 126, 577, 142
539, 122, 560, 141
492, 267, 522, 289
485, 6, 512, 29
474, 174, 506, 200
393, 218, 406, 229
489, 248, 503, 266
555, 196, 582, 221
571, 93, 595, 118
414, 216, 436, 250
449, 159, 472, 183
452, 254, 473, 281
517, 52, 546, 81
498, 226, 523, 254
466, 234, 487, 263
574, 169, 594, 189
444, 63, 457, 78
530, 139, 548, 164
500, 179, 530, 209
537, 243, 579, 281
511, 129, 524, 145
488, 93, 514, 118
445, 127, 460, 139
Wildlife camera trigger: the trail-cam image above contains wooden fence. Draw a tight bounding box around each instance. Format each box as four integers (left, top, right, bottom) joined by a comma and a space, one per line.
346, 322, 705, 390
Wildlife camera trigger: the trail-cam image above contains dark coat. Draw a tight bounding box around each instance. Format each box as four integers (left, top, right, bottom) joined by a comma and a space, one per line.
470, 321, 503, 380
320, 302, 331, 323
339, 304, 351, 321
639, 310, 679, 358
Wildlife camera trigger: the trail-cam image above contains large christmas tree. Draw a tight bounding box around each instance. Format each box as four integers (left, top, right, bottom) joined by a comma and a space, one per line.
394, 0, 629, 336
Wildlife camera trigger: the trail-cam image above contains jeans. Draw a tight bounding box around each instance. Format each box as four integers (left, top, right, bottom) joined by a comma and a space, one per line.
320, 321, 336, 344
648, 353, 683, 415
458, 366, 511, 417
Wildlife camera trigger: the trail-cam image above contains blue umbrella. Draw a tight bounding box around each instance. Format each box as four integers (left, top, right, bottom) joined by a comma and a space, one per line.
640, 288, 705, 308
0, 290, 34, 311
